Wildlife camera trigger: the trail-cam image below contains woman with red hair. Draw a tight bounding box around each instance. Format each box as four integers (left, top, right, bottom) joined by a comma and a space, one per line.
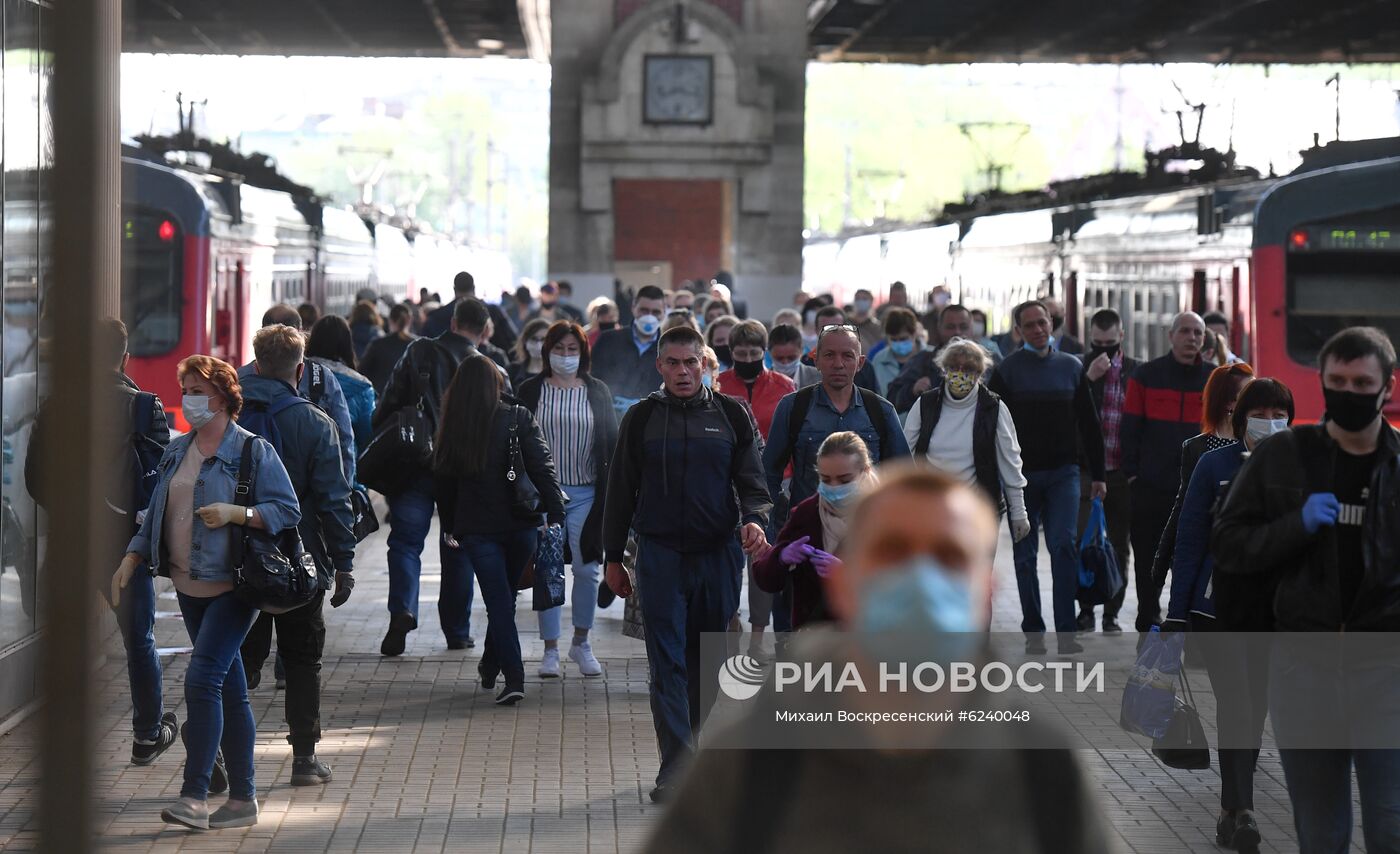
112, 355, 300, 830
1150, 361, 1255, 597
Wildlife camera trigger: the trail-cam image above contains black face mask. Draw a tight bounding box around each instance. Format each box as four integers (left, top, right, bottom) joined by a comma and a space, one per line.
1323, 385, 1386, 432
714, 344, 732, 368
734, 357, 764, 381
1090, 343, 1120, 360
599, 321, 618, 331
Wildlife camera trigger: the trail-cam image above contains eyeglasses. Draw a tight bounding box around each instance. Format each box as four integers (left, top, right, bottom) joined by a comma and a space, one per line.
668, 308, 694, 317
819, 323, 858, 335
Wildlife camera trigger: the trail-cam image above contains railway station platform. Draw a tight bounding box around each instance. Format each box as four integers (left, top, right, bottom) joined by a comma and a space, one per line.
0, 511, 1364, 853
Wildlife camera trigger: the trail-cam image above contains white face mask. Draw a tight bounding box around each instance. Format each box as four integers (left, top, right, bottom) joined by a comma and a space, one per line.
772, 359, 800, 378
1245, 416, 1289, 445
182, 394, 218, 430
550, 353, 580, 376
526, 340, 544, 359
634, 314, 661, 337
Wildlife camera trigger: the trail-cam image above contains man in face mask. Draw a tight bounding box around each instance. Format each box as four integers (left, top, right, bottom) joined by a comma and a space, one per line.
1075, 309, 1138, 635
1214, 326, 1400, 851
848, 289, 882, 352
642, 466, 1113, 854
591, 285, 668, 411
767, 323, 821, 389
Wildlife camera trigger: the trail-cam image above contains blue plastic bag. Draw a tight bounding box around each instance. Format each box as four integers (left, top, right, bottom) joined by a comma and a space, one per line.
531, 523, 567, 612
1078, 497, 1125, 606
1120, 627, 1185, 739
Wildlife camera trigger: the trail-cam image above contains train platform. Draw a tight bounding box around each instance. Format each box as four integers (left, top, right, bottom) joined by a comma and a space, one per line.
0, 513, 1364, 853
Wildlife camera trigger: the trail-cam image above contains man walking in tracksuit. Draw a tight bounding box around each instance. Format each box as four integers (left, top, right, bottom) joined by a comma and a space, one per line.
603, 326, 772, 805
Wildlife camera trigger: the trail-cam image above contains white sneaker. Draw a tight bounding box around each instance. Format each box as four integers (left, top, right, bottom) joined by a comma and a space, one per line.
569, 640, 603, 677
538, 647, 561, 678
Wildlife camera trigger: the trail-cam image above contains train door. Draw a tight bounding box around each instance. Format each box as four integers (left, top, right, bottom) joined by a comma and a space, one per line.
1190, 270, 1208, 314
211, 258, 237, 362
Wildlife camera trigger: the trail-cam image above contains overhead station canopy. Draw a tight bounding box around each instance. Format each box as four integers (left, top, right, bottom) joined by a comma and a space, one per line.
124, 0, 549, 59
807, 0, 1400, 63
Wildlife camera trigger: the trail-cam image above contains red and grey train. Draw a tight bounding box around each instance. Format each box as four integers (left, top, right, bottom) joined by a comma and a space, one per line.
804, 146, 1400, 423
121, 151, 510, 430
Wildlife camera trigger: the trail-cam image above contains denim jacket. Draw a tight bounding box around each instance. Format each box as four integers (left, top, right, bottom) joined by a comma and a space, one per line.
126, 420, 301, 582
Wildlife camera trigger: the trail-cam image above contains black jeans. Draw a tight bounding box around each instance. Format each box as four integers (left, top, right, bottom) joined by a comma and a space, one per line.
241, 591, 326, 756
1128, 481, 1174, 631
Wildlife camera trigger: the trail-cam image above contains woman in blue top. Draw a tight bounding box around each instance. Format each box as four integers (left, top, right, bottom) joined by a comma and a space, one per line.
1167, 376, 1294, 854
307, 315, 377, 455
112, 355, 300, 831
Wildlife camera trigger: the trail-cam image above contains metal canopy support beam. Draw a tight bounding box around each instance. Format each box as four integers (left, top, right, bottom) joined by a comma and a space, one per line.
423, 0, 466, 55
43, 0, 121, 847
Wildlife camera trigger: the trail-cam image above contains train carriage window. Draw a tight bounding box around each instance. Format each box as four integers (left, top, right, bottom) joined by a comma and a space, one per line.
120, 212, 183, 357
1287, 252, 1400, 367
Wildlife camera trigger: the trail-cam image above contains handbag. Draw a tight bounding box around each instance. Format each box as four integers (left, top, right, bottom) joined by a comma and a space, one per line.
230, 438, 320, 615
1078, 497, 1125, 607
1120, 627, 1184, 739
505, 406, 542, 520
531, 523, 567, 611
350, 486, 380, 543
1152, 666, 1211, 770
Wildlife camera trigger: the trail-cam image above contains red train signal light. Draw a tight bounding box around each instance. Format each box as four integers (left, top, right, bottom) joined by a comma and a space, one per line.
158, 219, 176, 242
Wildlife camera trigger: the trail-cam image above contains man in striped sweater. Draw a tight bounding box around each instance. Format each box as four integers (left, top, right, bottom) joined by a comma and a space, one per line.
1119, 311, 1213, 632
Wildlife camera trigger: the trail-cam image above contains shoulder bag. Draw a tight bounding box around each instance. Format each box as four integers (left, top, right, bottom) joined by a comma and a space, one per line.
231, 437, 321, 615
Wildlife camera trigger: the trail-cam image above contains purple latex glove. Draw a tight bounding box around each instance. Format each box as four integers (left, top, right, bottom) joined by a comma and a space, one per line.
780, 536, 812, 566
809, 550, 843, 579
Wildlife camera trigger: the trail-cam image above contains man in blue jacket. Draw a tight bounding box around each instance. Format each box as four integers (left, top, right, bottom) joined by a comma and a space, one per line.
238, 324, 356, 789
602, 325, 772, 804
258, 304, 356, 483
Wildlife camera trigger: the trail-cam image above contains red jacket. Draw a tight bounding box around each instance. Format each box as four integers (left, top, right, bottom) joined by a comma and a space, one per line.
718, 368, 796, 440
753, 496, 835, 629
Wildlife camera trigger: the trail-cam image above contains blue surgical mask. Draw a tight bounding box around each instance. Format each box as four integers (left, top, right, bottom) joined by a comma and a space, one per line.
857, 556, 978, 636
181, 394, 217, 430
817, 479, 860, 506
550, 353, 580, 376
1245, 416, 1288, 445
772, 358, 800, 378
889, 339, 915, 358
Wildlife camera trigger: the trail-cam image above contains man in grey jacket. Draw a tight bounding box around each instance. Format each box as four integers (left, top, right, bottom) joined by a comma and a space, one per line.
238, 324, 355, 788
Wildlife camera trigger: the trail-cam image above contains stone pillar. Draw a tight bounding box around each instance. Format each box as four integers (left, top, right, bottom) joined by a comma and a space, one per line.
548, 0, 805, 323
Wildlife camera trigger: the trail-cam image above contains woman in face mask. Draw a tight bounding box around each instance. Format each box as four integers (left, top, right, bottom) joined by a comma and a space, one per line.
515, 322, 620, 680
705, 314, 739, 373
717, 321, 798, 652
112, 356, 300, 830
900, 340, 1031, 552
1164, 377, 1293, 851
584, 297, 618, 348
868, 307, 922, 397
1150, 362, 1256, 594
753, 432, 874, 629
510, 318, 551, 390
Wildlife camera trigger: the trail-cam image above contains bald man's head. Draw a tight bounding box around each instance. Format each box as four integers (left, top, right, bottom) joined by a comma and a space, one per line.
262, 304, 303, 331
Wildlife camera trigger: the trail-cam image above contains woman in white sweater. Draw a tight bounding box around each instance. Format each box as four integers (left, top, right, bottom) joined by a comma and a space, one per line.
902, 338, 1031, 549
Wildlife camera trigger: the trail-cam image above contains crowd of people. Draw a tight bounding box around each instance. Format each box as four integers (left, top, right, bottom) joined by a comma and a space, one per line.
60, 270, 1400, 852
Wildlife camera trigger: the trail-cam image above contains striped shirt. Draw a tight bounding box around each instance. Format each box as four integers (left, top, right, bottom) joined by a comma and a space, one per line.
537, 383, 595, 486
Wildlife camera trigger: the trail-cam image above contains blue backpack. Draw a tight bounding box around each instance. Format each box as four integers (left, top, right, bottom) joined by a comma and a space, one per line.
237, 395, 313, 458
1078, 496, 1125, 606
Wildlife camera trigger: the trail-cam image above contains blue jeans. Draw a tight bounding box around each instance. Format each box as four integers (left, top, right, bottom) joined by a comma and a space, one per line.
1280, 749, 1400, 853
538, 485, 598, 640
105, 569, 163, 741
637, 537, 742, 787
1011, 464, 1081, 634
464, 528, 537, 688
176, 591, 259, 801
386, 472, 473, 642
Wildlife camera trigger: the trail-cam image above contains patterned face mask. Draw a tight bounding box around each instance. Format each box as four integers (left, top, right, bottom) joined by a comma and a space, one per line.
945, 369, 977, 399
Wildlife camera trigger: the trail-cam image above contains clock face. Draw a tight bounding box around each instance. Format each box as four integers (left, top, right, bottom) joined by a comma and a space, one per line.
644, 56, 713, 125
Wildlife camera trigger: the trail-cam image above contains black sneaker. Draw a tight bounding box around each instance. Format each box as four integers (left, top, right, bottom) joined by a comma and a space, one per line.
1232, 810, 1261, 853
648, 784, 669, 804
290, 754, 333, 786
1025, 634, 1047, 655
1102, 617, 1123, 635
1075, 610, 1095, 633
447, 637, 475, 650
479, 664, 498, 690
1057, 638, 1085, 655
1215, 811, 1235, 846
245, 668, 262, 691
380, 612, 417, 657
180, 722, 228, 795
132, 712, 178, 766
495, 685, 525, 706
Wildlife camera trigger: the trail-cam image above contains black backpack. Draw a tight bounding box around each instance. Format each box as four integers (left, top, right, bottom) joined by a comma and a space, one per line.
124, 393, 165, 533
358, 340, 456, 495
775, 385, 894, 470
236, 395, 314, 459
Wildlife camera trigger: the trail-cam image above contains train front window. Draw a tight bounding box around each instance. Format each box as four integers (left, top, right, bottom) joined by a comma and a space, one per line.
120, 212, 183, 357
1287, 253, 1400, 367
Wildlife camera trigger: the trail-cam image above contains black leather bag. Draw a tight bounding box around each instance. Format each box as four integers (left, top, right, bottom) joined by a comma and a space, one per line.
358, 345, 443, 495
505, 407, 542, 520
350, 486, 380, 542
231, 438, 320, 615
1152, 667, 1211, 770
